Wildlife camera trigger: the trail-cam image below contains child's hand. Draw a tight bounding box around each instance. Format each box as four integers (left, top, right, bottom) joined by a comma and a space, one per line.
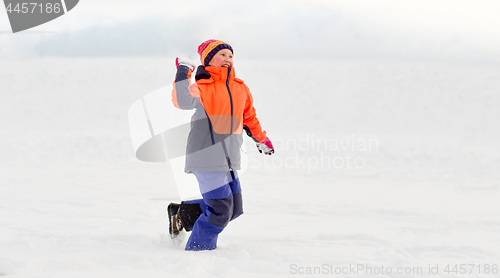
175, 57, 196, 72
256, 137, 274, 155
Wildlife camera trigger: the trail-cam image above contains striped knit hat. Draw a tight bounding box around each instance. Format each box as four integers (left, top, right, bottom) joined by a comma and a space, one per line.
198, 39, 234, 67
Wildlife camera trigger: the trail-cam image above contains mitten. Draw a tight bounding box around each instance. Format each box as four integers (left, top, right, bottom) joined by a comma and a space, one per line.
175, 57, 196, 72
256, 137, 274, 155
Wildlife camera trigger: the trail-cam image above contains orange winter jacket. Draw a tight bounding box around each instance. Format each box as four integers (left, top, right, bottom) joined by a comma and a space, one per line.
172, 65, 266, 172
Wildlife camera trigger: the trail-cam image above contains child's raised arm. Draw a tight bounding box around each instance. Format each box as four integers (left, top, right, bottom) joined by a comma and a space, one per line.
172, 58, 199, 110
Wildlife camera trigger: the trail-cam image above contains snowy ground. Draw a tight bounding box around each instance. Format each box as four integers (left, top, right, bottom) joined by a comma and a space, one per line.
1, 57, 499, 277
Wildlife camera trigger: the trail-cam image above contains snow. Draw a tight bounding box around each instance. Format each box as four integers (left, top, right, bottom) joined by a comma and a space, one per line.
1, 57, 499, 277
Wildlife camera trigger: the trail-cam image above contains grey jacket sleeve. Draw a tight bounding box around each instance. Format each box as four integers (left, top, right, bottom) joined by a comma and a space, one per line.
172, 65, 200, 110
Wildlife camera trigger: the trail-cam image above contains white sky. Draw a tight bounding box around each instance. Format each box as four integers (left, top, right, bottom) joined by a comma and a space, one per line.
1, 0, 500, 60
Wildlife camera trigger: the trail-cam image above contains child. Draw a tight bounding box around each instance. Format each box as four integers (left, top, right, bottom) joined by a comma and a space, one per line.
169, 39, 274, 251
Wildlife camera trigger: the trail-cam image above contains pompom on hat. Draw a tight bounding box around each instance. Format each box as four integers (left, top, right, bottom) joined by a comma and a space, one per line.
197, 39, 233, 67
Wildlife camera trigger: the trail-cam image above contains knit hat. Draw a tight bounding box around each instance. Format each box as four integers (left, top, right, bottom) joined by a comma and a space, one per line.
197, 39, 234, 67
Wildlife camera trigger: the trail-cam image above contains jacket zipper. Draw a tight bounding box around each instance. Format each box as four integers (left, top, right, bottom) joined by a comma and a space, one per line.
205, 111, 215, 145
221, 67, 233, 170
226, 67, 234, 135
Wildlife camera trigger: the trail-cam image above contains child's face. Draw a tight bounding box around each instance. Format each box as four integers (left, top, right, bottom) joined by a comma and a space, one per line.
208, 49, 234, 68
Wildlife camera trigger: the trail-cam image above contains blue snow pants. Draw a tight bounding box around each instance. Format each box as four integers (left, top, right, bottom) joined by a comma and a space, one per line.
183, 170, 243, 251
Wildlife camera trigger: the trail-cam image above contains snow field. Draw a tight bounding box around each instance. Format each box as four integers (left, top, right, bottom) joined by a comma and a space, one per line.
1, 57, 499, 277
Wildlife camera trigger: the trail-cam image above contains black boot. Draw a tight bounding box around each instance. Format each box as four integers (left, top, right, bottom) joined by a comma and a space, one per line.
167, 203, 183, 238
178, 201, 203, 231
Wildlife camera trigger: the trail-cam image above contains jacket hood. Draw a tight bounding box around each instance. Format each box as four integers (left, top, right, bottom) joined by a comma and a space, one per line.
195, 66, 235, 82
